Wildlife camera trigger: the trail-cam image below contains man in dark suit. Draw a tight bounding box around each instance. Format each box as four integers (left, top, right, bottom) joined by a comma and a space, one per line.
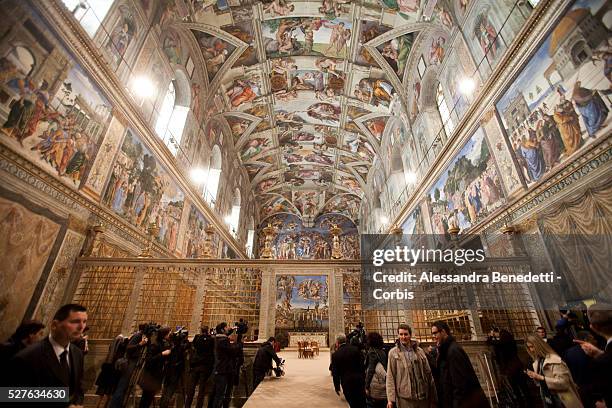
577, 303, 612, 408
432, 321, 488, 408
252, 336, 282, 390
209, 322, 241, 408
331, 333, 366, 408
10, 303, 88, 408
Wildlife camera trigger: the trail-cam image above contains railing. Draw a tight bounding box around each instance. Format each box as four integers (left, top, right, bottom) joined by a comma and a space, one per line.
72, 256, 539, 343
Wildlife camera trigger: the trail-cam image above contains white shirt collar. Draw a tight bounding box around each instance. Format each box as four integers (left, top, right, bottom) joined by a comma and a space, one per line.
48, 334, 70, 366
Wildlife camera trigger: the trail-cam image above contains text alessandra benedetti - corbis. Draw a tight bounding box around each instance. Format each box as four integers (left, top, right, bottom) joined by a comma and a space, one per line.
371, 270, 558, 283
369, 271, 559, 300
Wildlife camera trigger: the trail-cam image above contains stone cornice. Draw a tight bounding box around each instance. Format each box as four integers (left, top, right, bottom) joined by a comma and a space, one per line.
480, 138, 612, 236
31, 0, 247, 258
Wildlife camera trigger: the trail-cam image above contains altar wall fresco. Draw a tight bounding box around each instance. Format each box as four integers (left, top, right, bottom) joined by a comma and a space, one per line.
257, 213, 359, 260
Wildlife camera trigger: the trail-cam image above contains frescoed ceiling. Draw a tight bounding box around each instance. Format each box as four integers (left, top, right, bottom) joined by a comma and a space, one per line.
181, 0, 457, 225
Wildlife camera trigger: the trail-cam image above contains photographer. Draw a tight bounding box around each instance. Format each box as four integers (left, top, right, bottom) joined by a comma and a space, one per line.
210, 322, 242, 408
347, 322, 366, 350
186, 326, 215, 408
138, 326, 171, 408
160, 328, 191, 408
486, 327, 529, 408
110, 324, 148, 408
253, 337, 282, 390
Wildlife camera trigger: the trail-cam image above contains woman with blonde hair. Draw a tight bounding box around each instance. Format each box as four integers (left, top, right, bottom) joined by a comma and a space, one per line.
525, 334, 583, 408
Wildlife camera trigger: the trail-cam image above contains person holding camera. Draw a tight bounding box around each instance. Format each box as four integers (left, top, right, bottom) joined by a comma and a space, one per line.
253, 337, 282, 391
160, 328, 191, 408
186, 326, 215, 408
486, 327, 529, 407
348, 322, 367, 349
109, 324, 148, 408
210, 322, 242, 408
138, 326, 172, 408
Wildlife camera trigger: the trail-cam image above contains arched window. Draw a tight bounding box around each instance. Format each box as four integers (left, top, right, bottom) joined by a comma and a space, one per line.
227, 188, 241, 237
203, 145, 222, 206
155, 76, 190, 156
61, 0, 113, 38
246, 216, 255, 258
436, 83, 455, 137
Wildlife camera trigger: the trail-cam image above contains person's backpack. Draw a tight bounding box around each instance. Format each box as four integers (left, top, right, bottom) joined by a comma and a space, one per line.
369, 360, 387, 400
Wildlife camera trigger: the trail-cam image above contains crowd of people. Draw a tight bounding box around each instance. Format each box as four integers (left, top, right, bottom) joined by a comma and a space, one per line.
330, 304, 612, 408
0, 305, 284, 408
2, 302, 611, 408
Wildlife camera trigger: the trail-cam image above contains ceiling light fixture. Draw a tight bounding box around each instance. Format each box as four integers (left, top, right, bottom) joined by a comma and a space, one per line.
131, 76, 155, 99
190, 168, 207, 184
458, 77, 476, 96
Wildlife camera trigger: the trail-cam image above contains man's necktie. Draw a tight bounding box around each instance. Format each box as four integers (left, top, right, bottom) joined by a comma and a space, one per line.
60, 349, 70, 384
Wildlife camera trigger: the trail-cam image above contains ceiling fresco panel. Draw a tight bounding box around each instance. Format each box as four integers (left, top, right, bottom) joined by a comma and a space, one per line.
180, 0, 454, 224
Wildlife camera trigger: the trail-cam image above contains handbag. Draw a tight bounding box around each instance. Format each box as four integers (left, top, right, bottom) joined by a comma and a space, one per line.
369, 361, 387, 400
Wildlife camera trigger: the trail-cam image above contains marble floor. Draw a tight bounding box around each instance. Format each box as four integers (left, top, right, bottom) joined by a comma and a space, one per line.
243, 348, 348, 408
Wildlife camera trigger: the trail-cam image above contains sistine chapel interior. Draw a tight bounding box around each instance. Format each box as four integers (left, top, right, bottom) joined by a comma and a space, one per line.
0, 0, 611, 406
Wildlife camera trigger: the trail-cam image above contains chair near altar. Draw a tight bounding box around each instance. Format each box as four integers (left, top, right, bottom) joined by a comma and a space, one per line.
297, 340, 318, 358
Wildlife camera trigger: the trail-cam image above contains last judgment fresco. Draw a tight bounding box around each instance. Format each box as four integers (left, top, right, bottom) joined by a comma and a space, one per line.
275, 274, 329, 330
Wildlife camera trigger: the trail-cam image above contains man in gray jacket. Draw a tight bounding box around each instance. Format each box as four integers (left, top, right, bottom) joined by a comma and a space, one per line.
386, 324, 437, 408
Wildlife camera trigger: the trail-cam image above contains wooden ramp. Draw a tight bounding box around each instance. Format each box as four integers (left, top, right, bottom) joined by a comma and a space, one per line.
243, 349, 348, 408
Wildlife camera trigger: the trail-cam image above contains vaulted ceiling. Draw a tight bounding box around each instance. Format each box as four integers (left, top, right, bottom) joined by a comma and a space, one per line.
181, 0, 455, 226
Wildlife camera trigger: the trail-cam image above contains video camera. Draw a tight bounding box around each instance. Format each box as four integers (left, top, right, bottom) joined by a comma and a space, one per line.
228, 319, 248, 336
143, 322, 161, 339
171, 326, 190, 346
347, 322, 366, 349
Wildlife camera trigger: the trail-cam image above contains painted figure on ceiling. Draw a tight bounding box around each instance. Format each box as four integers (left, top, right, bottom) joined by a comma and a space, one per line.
323, 21, 351, 56
429, 36, 446, 65
474, 13, 499, 59
264, 0, 295, 16
226, 79, 259, 107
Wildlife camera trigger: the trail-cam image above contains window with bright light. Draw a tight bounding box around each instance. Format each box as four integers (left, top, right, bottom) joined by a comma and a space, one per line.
203, 146, 222, 207
228, 189, 241, 237
61, 0, 113, 38
436, 83, 455, 137
246, 229, 255, 257
155, 81, 188, 156
228, 204, 240, 236
204, 168, 221, 205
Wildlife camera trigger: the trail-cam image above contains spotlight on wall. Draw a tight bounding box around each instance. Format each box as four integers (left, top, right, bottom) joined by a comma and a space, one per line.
458, 77, 476, 96
131, 76, 155, 99
190, 168, 207, 185
404, 171, 418, 185
380, 215, 389, 224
